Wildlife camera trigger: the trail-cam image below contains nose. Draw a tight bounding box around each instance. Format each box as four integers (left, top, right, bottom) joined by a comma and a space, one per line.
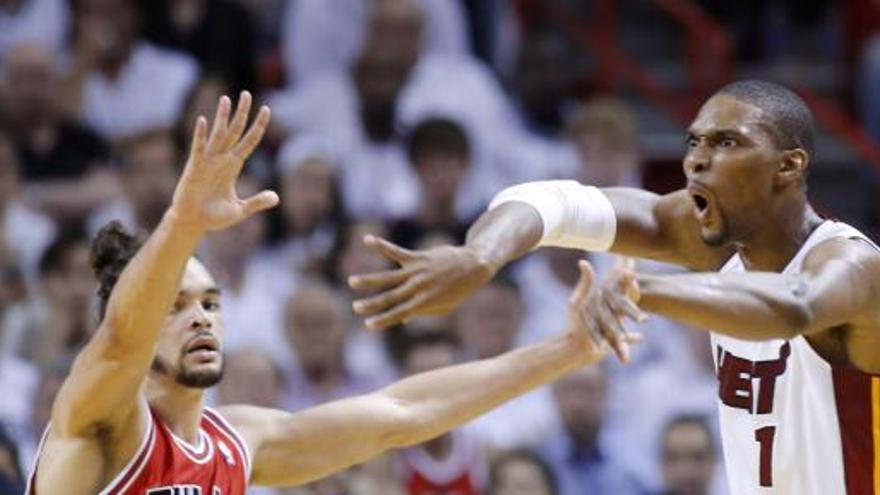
189, 305, 213, 331
684, 146, 711, 177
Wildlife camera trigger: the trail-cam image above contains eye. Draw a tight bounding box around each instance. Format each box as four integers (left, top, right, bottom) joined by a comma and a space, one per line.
203, 300, 220, 312
170, 300, 184, 314
720, 137, 737, 148
686, 136, 699, 148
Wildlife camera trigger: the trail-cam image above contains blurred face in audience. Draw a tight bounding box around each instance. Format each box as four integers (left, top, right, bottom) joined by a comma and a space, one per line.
182, 77, 228, 140
121, 132, 179, 230
284, 286, 349, 374
455, 283, 522, 359
2, 44, 57, 126
662, 421, 716, 495
43, 240, 95, 312
491, 456, 553, 495
414, 151, 468, 206
217, 348, 281, 408
74, 0, 138, 65
368, 0, 424, 68
403, 340, 456, 376
281, 158, 337, 235
553, 367, 607, 449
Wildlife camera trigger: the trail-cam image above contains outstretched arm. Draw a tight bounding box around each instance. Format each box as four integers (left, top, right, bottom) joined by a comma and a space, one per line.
632, 238, 880, 340
350, 182, 731, 330
51, 93, 277, 436
224, 261, 633, 487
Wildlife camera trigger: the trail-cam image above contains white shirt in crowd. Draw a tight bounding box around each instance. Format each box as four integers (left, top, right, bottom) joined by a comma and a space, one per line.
282, 0, 469, 85
81, 42, 198, 139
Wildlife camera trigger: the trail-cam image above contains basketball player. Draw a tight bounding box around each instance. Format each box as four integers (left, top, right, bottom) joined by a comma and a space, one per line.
350, 80, 880, 494
26, 92, 627, 495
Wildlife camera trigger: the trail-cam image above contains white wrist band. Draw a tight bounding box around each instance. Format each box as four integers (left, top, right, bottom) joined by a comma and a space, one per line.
488, 180, 617, 251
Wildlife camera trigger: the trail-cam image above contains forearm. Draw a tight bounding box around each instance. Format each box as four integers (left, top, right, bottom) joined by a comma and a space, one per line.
465, 201, 542, 274
102, 212, 203, 345
637, 271, 813, 340
382, 332, 591, 447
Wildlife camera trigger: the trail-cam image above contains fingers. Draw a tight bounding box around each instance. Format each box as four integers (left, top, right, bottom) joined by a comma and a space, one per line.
363, 235, 416, 265
232, 105, 271, 162
224, 91, 253, 150
595, 299, 631, 364
188, 116, 207, 167
241, 190, 279, 216
207, 96, 231, 152
606, 291, 647, 323
348, 268, 411, 291
568, 260, 594, 306
364, 294, 426, 330
352, 277, 419, 316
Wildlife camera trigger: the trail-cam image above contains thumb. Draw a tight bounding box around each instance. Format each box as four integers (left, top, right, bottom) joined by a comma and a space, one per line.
242, 190, 279, 217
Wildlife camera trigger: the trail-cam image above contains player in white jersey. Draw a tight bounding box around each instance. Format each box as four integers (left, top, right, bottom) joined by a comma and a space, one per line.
349, 80, 880, 494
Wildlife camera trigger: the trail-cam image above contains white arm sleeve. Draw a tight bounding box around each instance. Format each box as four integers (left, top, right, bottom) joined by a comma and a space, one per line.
488, 180, 617, 251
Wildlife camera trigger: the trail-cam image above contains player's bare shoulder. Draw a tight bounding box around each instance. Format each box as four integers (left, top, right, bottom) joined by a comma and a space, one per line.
802, 234, 880, 373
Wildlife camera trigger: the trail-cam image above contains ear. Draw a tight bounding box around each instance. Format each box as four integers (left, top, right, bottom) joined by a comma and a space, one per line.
775, 149, 809, 187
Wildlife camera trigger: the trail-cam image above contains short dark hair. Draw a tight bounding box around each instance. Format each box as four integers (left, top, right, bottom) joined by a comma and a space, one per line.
660, 414, 715, 457
406, 118, 471, 165
715, 80, 815, 155
90, 221, 143, 320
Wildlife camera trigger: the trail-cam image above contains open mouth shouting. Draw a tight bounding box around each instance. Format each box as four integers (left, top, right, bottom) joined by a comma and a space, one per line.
687, 183, 715, 225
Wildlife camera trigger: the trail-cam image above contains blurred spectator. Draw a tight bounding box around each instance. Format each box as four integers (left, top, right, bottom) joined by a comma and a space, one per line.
566, 98, 642, 187
271, 0, 519, 219
455, 277, 559, 450
217, 347, 283, 409
606, 328, 723, 494
1, 42, 117, 224
390, 118, 473, 248
539, 367, 644, 495
0, 0, 69, 61
139, 0, 257, 92
281, 0, 469, 85
0, 129, 55, 283
0, 423, 23, 494
88, 129, 180, 235
325, 220, 393, 289
395, 331, 487, 495
268, 135, 347, 282
64, 0, 199, 139
177, 75, 231, 151
3, 231, 95, 368
659, 415, 717, 495
489, 449, 557, 495
281, 282, 385, 412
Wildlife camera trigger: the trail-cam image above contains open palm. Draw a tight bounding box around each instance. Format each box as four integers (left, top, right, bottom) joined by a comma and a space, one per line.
170, 91, 278, 232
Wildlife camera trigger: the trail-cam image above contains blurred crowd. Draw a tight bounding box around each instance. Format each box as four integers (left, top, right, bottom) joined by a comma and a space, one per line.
1, 0, 878, 494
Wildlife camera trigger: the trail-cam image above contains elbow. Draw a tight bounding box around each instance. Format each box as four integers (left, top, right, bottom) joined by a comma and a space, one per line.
377, 396, 427, 450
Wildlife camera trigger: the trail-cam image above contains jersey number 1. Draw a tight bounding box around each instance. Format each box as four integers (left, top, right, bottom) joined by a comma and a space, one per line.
754, 426, 776, 487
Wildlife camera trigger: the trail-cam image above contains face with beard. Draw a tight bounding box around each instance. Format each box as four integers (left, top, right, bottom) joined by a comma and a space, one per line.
151, 258, 225, 389
353, 45, 411, 142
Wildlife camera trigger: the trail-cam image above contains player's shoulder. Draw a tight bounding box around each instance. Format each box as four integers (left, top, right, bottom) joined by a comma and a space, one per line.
803, 229, 880, 272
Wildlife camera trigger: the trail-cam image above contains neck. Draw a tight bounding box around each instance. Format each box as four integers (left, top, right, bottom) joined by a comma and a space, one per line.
736, 198, 823, 272
146, 378, 206, 444
417, 198, 455, 226
423, 433, 452, 460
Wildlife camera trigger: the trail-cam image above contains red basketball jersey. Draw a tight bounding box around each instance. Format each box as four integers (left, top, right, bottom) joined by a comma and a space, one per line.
27, 406, 251, 495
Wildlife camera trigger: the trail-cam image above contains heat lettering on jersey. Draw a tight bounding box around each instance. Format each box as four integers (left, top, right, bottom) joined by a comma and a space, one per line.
146, 486, 222, 495
716, 342, 791, 414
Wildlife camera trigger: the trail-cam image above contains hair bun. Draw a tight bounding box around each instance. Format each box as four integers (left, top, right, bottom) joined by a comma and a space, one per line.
90, 221, 140, 307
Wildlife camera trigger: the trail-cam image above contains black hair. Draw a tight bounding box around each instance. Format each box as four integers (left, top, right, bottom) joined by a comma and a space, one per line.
490, 449, 558, 495
716, 80, 816, 156
406, 117, 471, 165
39, 229, 88, 277
90, 221, 143, 320
660, 413, 716, 456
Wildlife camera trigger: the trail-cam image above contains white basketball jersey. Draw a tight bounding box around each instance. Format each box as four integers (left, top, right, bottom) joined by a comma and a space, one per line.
712, 220, 879, 495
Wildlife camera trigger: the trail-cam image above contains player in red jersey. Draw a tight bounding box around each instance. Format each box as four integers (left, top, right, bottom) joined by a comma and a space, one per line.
26, 93, 631, 495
